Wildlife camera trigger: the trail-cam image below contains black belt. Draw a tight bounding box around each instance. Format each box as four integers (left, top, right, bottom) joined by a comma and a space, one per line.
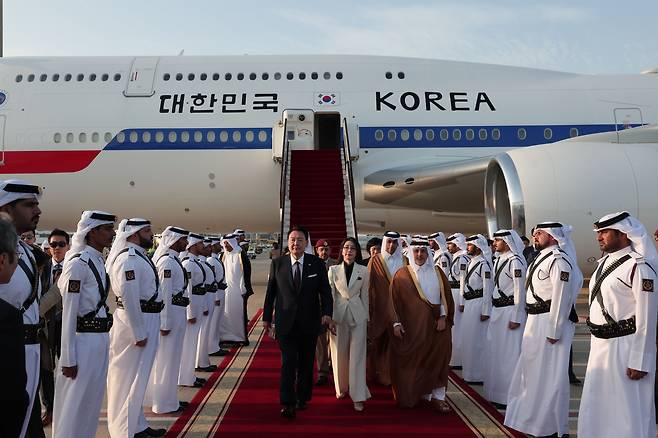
206, 284, 218, 293
191, 285, 206, 296
24, 323, 42, 344
116, 297, 164, 313
449, 281, 460, 289
463, 289, 483, 300
525, 301, 551, 314
586, 316, 636, 339
493, 295, 515, 307
172, 293, 190, 307
77, 315, 113, 333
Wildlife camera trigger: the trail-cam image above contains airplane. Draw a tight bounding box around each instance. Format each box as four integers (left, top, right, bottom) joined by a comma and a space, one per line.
0, 54, 657, 273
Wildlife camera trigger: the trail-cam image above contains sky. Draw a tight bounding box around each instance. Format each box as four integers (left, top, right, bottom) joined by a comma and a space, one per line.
5, 0, 658, 74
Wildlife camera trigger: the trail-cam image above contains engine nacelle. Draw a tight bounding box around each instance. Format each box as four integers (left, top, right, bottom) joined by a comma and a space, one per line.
485, 126, 658, 274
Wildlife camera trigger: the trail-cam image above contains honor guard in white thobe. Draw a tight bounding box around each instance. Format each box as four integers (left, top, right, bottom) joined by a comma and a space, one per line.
429, 232, 452, 278
52, 211, 116, 438
149, 226, 190, 414
196, 238, 218, 371
207, 238, 227, 355
446, 233, 470, 368
578, 212, 658, 438
219, 234, 249, 343
483, 230, 527, 406
505, 221, 582, 438
178, 233, 208, 387
106, 219, 164, 437
460, 234, 493, 383
0, 180, 43, 438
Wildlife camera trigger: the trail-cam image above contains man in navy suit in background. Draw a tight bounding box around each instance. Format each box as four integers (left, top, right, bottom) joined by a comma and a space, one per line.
263, 225, 334, 419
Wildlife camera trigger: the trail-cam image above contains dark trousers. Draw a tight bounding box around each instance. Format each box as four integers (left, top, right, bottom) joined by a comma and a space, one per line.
278, 330, 318, 406
26, 387, 46, 438
315, 331, 330, 377
40, 369, 55, 412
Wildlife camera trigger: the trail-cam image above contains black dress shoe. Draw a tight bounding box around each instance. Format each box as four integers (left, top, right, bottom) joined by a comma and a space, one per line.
195, 365, 218, 372
209, 349, 229, 356
179, 401, 189, 408
490, 401, 507, 410
569, 375, 582, 386
134, 427, 167, 437
295, 401, 307, 410
280, 405, 296, 419
315, 375, 328, 386
241, 340, 250, 347
196, 377, 207, 384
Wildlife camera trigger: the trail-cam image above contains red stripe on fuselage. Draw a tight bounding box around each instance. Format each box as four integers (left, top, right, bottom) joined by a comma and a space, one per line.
0, 150, 101, 174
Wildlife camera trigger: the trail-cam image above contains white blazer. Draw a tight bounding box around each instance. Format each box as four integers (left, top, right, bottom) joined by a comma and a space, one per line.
328, 262, 370, 325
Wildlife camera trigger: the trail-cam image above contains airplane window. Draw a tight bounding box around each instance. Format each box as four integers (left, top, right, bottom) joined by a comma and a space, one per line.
225, 73, 232, 81
207, 131, 216, 142
237, 73, 245, 80
66, 133, 74, 143
398, 72, 405, 79
262, 73, 269, 80
15, 74, 23, 83
274, 72, 282, 80
452, 129, 462, 141
299, 72, 306, 80
374, 130, 384, 141
258, 130, 268, 142
324, 72, 331, 80
168, 131, 177, 143
385, 72, 393, 79
425, 129, 435, 141
28, 74, 35, 82
181, 131, 190, 143
104, 132, 112, 142
479, 129, 488, 140
116, 132, 126, 143
40, 74, 47, 82
544, 128, 553, 140
249, 73, 257, 80
219, 131, 229, 142
570, 127, 579, 138
400, 129, 410, 141
465, 129, 475, 141
53, 133, 61, 143
79, 133, 87, 143
101, 73, 109, 81
114, 73, 122, 81
440, 129, 449, 141
52, 74, 60, 82
387, 129, 397, 141
212, 73, 220, 80
155, 131, 164, 143
200, 73, 207, 81
92, 132, 99, 143
77, 74, 84, 82
232, 131, 242, 142
413, 129, 423, 141
245, 131, 255, 142
129, 131, 138, 143
517, 128, 527, 141
90, 73, 97, 82
188, 73, 195, 81
65, 74, 72, 82
311, 72, 318, 80
142, 131, 152, 143
163, 73, 170, 81
175, 73, 183, 81
336, 72, 343, 80
194, 131, 203, 143
286, 72, 294, 80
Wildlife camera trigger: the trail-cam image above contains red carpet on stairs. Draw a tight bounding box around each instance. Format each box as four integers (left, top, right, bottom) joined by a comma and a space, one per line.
214, 333, 479, 437
289, 149, 347, 258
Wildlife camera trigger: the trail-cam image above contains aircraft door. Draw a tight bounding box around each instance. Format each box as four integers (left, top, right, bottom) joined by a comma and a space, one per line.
0, 115, 5, 166
341, 117, 359, 160
124, 57, 159, 97
614, 107, 643, 141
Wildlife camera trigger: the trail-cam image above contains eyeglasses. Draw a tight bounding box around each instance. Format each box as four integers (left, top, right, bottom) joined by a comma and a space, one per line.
49, 241, 67, 248
342, 246, 357, 251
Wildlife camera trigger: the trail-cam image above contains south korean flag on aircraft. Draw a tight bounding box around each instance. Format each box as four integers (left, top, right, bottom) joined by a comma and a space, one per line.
315, 92, 340, 107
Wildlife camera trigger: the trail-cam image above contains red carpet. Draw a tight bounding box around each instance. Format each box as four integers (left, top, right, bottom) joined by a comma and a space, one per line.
289, 149, 347, 258
213, 333, 479, 437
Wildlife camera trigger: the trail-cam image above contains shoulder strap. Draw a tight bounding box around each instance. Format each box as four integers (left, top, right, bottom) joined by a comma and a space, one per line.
464, 260, 482, 292
71, 253, 110, 318
17, 252, 39, 314
525, 251, 553, 303
131, 249, 160, 301
193, 259, 207, 284
589, 254, 633, 324
169, 254, 189, 290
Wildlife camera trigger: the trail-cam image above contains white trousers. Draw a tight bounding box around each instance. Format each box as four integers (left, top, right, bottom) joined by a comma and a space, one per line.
423, 387, 446, 401
178, 317, 202, 386
150, 305, 187, 413
52, 332, 109, 438
219, 287, 246, 343
107, 311, 160, 437
208, 290, 225, 353
330, 320, 371, 403
195, 307, 211, 368
19, 344, 40, 438
460, 296, 488, 382
449, 288, 463, 367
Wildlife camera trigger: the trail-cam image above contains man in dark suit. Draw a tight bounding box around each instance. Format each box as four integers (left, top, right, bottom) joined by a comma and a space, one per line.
263, 225, 334, 419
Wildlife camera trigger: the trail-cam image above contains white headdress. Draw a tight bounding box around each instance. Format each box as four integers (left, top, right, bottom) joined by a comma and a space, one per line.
535, 222, 577, 262
594, 211, 658, 265
153, 226, 189, 261
106, 218, 151, 272
222, 233, 241, 254
446, 233, 468, 252
186, 232, 205, 249
381, 231, 403, 259
466, 234, 493, 267
65, 210, 116, 262
0, 179, 41, 207
493, 229, 526, 261
409, 237, 432, 271
429, 232, 449, 253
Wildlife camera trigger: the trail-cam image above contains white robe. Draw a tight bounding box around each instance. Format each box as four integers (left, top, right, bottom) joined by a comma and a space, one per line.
207, 254, 226, 353
219, 250, 247, 343
460, 255, 491, 382
578, 248, 657, 438
178, 254, 206, 386
483, 252, 526, 404
448, 252, 469, 367
196, 260, 215, 367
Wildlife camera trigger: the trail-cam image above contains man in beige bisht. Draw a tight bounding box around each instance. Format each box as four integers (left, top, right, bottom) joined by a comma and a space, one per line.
389, 237, 454, 413
367, 231, 407, 385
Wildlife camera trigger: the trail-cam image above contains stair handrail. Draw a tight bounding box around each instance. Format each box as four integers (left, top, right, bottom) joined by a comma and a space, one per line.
279, 118, 290, 251
342, 117, 358, 238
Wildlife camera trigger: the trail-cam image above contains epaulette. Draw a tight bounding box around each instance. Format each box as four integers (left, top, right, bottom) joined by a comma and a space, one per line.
127, 247, 136, 256
552, 248, 563, 258
630, 252, 645, 264
77, 251, 90, 263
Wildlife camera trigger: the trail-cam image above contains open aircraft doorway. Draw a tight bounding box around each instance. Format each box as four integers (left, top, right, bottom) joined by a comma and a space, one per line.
315, 112, 341, 150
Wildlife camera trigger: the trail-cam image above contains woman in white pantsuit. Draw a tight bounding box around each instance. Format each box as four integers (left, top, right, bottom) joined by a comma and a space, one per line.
328, 237, 371, 411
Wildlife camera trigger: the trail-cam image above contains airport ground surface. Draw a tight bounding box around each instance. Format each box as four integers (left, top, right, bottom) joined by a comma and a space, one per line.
42, 253, 652, 437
